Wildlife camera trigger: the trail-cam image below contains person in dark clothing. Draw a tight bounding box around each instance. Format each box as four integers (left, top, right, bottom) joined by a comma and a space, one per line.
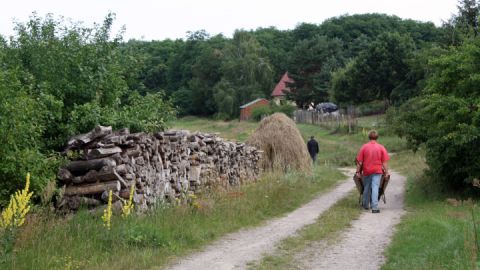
307, 136, 319, 163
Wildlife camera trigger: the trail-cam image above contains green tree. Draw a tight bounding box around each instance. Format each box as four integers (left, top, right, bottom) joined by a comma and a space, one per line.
188, 34, 227, 116
319, 14, 441, 57
252, 27, 294, 80
288, 35, 344, 108
0, 14, 176, 204
213, 31, 273, 118
390, 38, 480, 188
331, 32, 415, 105
441, 0, 480, 45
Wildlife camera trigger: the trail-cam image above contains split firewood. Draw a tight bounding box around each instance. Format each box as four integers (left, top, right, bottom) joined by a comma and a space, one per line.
65, 158, 116, 174
65, 181, 121, 196
59, 126, 262, 212
87, 147, 122, 159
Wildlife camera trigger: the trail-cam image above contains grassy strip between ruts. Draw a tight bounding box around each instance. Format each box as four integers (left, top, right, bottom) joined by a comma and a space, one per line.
382, 149, 480, 270
248, 191, 361, 270
7, 165, 345, 270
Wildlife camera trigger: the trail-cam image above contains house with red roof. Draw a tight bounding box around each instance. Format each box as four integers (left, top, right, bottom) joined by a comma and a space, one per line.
271, 72, 294, 105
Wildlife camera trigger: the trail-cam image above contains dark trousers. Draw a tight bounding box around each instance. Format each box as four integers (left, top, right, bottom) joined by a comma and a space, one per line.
310, 153, 317, 165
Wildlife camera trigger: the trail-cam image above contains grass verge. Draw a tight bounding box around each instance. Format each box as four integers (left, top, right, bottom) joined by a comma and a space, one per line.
6, 165, 345, 270
248, 192, 361, 270
382, 150, 479, 270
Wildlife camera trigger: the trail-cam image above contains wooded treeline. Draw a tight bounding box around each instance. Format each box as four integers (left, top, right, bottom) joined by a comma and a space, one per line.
0, 2, 479, 205
126, 13, 445, 112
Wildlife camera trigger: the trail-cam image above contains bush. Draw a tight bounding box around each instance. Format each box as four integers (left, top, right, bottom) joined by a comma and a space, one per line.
355, 100, 386, 116
390, 95, 479, 189
0, 70, 60, 207
274, 104, 296, 117
389, 38, 480, 189
0, 14, 177, 205
251, 104, 296, 121
251, 106, 272, 121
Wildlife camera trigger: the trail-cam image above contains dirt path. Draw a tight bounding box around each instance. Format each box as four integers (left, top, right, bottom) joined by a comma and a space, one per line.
164, 171, 356, 270
295, 171, 406, 270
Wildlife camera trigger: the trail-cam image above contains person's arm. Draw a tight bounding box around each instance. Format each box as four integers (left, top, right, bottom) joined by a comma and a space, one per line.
382, 162, 389, 176
382, 146, 390, 176
356, 147, 364, 176
356, 161, 362, 175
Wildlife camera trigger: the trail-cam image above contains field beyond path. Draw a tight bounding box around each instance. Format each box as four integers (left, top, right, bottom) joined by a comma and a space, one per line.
164, 171, 356, 270
295, 171, 406, 269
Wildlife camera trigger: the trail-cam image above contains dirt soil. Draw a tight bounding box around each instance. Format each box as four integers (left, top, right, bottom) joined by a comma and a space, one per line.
295, 171, 406, 269
164, 170, 406, 270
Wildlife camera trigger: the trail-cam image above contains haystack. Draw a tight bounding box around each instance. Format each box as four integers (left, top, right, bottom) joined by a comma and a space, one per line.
247, 113, 312, 172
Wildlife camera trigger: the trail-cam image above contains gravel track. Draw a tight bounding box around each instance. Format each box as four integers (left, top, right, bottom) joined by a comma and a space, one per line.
164, 170, 406, 270
295, 171, 406, 270
164, 171, 356, 270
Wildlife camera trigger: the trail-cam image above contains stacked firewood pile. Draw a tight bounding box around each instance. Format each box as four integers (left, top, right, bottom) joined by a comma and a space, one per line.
57, 125, 262, 212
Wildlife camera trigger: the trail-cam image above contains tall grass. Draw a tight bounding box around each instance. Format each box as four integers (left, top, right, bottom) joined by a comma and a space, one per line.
9, 165, 345, 270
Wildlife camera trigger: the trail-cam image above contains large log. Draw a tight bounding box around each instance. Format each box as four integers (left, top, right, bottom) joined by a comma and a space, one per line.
65, 158, 116, 174
87, 147, 122, 159
81, 164, 127, 183
64, 181, 121, 196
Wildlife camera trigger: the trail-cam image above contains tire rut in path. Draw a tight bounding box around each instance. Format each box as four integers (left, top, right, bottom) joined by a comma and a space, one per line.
164, 172, 356, 270
295, 171, 406, 270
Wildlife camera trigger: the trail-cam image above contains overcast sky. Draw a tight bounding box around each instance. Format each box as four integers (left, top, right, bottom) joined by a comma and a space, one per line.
0, 0, 459, 41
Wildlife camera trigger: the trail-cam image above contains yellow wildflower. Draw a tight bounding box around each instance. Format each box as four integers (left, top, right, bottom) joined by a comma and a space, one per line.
121, 185, 135, 218
101, 190, 113, 230
0, 173, 33, 229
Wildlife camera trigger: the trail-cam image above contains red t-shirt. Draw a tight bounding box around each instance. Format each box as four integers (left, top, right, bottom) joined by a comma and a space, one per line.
356, 141, 390, 176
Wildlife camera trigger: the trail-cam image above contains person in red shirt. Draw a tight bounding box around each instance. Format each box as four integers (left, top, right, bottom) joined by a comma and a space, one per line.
356, 130, 390, 213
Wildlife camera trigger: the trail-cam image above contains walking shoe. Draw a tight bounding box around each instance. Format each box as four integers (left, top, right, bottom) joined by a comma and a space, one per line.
372, 209, 380, 213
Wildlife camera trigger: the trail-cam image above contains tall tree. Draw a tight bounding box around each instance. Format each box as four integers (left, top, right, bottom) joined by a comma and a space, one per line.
457, 0, 479, 36
213, 31, 273, 118
187, 34, 227, 116
331, 32, 415, 105
287, 35, 344, 108
442, 0, 480, 45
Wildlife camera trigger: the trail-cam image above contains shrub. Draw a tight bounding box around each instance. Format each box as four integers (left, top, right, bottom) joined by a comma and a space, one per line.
274, 104, 296, 117
389, 39, 480, 189
356, 100, 386, 116
0, 14, 177, 205
251, 106, 272, 121
251, 104, 296, 121
390, 95, 479, 189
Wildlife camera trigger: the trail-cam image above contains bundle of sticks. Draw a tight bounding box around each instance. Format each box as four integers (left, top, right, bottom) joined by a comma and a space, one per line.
57, 125, 262, 212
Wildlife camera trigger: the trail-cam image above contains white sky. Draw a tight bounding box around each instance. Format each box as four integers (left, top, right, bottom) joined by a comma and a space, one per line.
0, 0, 459, 41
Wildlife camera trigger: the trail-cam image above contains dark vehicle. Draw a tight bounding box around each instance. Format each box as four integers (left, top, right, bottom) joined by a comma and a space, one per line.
315, 102, 338, 113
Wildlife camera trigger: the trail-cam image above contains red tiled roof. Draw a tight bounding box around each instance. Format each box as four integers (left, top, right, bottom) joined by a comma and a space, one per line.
271, 72, 294, 97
